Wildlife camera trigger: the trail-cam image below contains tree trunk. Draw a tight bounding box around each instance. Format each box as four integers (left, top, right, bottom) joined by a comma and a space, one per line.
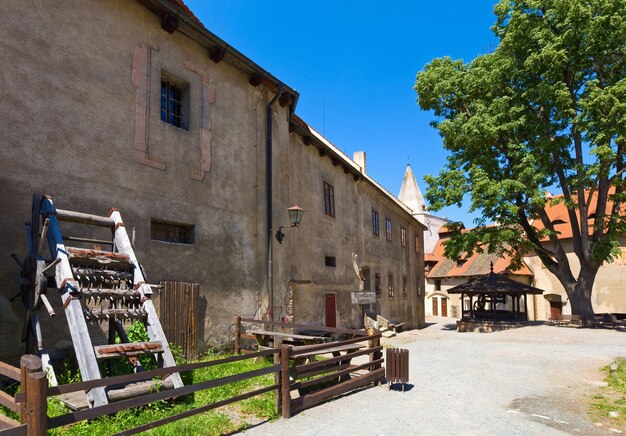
562, 266, 598, 317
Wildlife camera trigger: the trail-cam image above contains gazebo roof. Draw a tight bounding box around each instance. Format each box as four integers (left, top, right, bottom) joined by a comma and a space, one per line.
446, 272, 544, 296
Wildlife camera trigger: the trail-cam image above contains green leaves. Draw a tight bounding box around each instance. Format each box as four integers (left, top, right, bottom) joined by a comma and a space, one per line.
415, 0, 626, 309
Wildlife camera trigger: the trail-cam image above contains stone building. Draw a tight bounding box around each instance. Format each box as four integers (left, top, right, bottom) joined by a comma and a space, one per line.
420, 193, 626, 321
0, 0, 425, 362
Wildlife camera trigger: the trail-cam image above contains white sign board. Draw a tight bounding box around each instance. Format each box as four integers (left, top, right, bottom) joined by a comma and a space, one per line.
351, 291, 376, 304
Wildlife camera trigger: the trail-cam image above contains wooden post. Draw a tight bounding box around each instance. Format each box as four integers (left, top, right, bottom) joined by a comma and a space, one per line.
280, 344, 291, 419
20, 355, 41, 424
234, 315, 241, 354
25, 371, 47, 436
367, 328, 382, 385
273, 336, 282, 414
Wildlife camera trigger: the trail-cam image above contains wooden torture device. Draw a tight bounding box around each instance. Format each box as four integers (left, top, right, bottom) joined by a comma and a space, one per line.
11, 194, 183, 407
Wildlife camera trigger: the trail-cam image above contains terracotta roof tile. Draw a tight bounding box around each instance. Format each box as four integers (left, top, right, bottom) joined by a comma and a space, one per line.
167, 0, 202, 25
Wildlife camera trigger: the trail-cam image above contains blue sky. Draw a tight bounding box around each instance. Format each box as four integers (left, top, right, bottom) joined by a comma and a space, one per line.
185, 0, 499, 224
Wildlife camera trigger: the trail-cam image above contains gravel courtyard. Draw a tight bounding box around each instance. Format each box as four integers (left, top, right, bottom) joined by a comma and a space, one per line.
244, 317, 625, 435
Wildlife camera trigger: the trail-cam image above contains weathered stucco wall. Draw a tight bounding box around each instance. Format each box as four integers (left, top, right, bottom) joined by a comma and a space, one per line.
275, 133, 425, 329
0, 0, 272, 361
0, 0, 424, 364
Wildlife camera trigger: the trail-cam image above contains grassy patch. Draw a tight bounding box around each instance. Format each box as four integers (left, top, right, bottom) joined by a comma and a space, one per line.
1, 351, 278, 435
591, 357, 626, 429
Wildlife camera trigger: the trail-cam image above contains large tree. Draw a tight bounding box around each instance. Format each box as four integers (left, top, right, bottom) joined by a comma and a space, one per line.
415, 0, 626, 316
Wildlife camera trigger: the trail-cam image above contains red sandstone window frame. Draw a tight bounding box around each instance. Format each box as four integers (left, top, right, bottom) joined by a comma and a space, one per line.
400, 227, 407, 247
402, 276, 407, 297
387, 273, 394, 298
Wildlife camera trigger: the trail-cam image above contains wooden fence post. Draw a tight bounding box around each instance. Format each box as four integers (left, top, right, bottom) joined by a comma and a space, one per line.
367, 329, 382, 385
25, 371, 47, 436
234, 315, 241, 354
280, 344, 291, 419
20, 355, 41, 424
20, 354, 47, 435
273, 337, 282, 414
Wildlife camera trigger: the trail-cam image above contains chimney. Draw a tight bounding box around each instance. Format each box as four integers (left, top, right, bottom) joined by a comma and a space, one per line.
353, 151, 366, 174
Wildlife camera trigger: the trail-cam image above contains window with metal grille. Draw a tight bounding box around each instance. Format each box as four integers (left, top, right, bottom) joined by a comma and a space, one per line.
385, 218, 392, 241
400, 227, 407, 247
375, 272, 381, 298
402, 276, 407, 297
388, 273, 394, 298
372, 209, 379, 236
151, 219, 195, 244
323, 181, 335, 217
161, 72, 189, 130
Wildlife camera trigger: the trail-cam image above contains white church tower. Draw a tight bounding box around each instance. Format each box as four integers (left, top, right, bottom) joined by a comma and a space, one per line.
398, 164, 449, 254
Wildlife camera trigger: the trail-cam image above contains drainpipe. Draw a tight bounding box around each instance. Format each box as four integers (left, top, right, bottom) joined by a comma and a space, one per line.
267, 85, 283, 321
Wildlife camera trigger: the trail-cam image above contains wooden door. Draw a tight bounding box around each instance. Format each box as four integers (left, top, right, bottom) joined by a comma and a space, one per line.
325, 293, 336, 327
442, 298, 448, 317
549, 302, 562, 320
432, 297, 439, 316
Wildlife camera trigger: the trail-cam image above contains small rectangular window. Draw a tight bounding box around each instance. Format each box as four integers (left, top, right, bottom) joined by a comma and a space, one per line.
375, 272, 381, 298
325, 256, 336, 267
388, 273, 394, 298
363, 268, 371, 290
415, 235, 420, 253
151, 219, 195, 244
402, 276, 408, 298
435, 279, 441, 292
386, 218, 392, 241
372, 209, 379, 236
160, 72, 189, 130
401, 227, 407, 247
323, 181, 335, 217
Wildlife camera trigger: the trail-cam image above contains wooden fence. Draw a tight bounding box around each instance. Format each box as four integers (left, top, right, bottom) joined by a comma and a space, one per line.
235, 317, 384, 418
154, 281, 200, 360
0, 317, 384, 435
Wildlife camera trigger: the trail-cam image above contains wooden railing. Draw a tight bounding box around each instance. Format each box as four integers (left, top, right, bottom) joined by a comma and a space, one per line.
0, 318, 384, 434
235, 316, 384, 418
0, 349, 280, 435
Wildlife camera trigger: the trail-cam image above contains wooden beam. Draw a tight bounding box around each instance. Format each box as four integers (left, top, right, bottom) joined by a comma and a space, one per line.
209, 47, 225, 63
303, 136, 313, 146
318, 148, 326, 157
279, 93, 292, 108
331, 158, 339, 166
161, 14, 178, 34
248, 74, 262, 87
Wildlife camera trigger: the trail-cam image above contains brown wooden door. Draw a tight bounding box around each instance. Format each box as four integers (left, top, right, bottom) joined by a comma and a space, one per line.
442, 298, 448, 317
549, 302, 562, 320
325, 293, 336, 327
432, 298, 439, 316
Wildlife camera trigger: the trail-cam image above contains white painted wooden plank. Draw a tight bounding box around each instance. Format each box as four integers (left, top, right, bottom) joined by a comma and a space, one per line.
110, 211, 184, 389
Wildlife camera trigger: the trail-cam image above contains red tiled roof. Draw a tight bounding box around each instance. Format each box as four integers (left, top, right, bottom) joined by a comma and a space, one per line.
427, 237, 532, 279
533, 188, 625, 241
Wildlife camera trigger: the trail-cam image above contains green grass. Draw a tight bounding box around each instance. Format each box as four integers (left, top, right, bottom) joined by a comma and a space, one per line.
591, 358, 626, 428
1, 351, 278, 435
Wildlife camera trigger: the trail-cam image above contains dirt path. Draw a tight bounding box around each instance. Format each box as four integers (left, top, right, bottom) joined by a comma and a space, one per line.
243, 318, 626, 435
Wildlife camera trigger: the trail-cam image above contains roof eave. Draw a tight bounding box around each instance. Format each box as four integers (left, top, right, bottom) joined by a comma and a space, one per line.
138, 0, 300, 117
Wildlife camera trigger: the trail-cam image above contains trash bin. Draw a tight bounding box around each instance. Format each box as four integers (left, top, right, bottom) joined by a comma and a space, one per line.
385, 348, 409, 391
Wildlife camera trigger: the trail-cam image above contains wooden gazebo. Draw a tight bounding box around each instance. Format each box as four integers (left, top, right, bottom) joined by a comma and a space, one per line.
447, 267, 544, 327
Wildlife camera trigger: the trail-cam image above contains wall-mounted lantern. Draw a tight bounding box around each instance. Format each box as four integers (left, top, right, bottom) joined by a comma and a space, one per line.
275, 205, 305, 244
